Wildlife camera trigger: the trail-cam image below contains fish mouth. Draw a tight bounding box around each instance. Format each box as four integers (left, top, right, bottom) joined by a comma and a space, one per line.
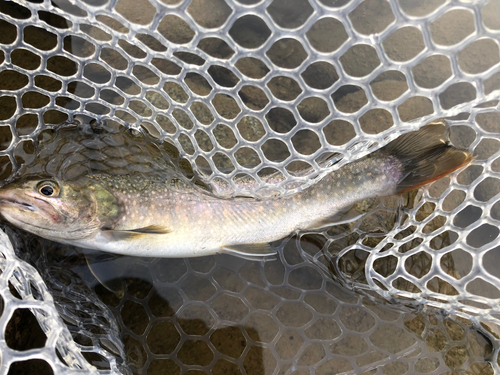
0, 198, 35, 212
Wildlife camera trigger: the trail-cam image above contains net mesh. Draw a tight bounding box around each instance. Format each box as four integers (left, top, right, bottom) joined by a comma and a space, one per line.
0, 0, 500, 373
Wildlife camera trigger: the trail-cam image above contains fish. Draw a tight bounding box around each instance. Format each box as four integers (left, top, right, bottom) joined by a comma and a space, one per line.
0, 124, 472, 259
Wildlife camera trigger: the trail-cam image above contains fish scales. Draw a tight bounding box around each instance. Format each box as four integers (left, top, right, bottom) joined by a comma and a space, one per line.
0, 124, 472, 258
78, 154, 400, 257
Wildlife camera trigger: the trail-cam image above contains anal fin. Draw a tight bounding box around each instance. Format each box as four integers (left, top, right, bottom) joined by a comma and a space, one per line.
305, 204, 364, 230
222, 243, 276, 260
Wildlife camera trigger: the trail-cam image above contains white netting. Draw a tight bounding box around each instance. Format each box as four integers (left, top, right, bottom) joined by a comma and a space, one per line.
0, 227, 128, 374
0, 0, 500, 373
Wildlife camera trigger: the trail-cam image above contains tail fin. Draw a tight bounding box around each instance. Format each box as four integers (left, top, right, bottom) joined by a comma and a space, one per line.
380, 122, 473, 194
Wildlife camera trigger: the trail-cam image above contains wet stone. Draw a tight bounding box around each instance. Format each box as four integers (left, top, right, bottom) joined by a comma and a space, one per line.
332, 85, 368, 113
245, 313, 279, 343
178, 305, 213, 335
11, 48, 41, 70
267, 0, 313, 29
212, 94, 241, 119
458, 38, 500, 74
237, 117, 266, 142
148, 289, 182, 318
177, 340, 213, 366
244, 287, 279, 311
339, 306, 376, 332
430, 9, 475, 46
398, 96, 434, 122
211, 294, 249, 323
349, 0, 395, 35
444, 345, 468, 369
212, 360, 241, 375
276, 303, 313, 327
158, 15, 195, 44
0, 96, 15, 121
370, 70, 408, 101
291, 130, 321, 156
323, 119, 356, 146
238, 85, 269, 111
235, 57, 270, 79
181, 275, 216, 301
370, 325, 417, 353
198, 38, 234, 59
359, 108, 393, 134
305, 317, 342, 340
466, 278, 500, 299
23, 26, 57, 50
9, 360, 53, 375
148, 359, 180, 375
412, 54, 452, 89
267, 76, 303, 101
383, 26, 425, 62
121, 300, 149, 335
276, 330, 304, 360
267, 38, 307, 69
147, 321, 180, 354
188, 0, 232, 29
261, 139, 291, 163
6, 309, 47, 350
213, 268, 245, 293
229, 15, 271, 49
297, 97, 330, 123
210, 326, 246, 359
340, 44, 380, 77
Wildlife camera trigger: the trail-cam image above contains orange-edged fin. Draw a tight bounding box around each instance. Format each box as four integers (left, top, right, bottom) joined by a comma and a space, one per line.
396, 148, 473, 193
380, 123, 474, 194
103, 225, 172, 241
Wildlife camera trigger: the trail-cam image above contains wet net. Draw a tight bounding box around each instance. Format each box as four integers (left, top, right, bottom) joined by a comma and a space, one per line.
0, 0, 500, 374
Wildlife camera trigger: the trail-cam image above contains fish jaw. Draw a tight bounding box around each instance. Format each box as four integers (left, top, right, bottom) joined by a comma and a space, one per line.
0, 188, 64, 230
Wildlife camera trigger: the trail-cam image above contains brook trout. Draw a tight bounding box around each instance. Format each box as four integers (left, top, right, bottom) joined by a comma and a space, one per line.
0, 125, 471, 258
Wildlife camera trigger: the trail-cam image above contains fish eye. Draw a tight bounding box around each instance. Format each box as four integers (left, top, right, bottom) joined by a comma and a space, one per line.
37, 181, 60, 197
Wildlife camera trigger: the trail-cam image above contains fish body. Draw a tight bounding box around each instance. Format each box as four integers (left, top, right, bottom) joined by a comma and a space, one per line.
0, 125, 472, 258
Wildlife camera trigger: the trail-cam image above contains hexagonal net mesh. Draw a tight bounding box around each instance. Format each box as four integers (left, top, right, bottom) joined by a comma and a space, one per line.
0, 0, 499, 374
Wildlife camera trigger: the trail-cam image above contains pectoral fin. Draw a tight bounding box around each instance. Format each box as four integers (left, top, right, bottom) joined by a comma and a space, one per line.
222, 243, 276, 260
103, 225, 172, 241
133, 225, 172, 234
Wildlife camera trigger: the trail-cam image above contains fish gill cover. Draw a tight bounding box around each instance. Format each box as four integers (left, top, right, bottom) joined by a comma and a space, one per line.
0, 0, 499, 374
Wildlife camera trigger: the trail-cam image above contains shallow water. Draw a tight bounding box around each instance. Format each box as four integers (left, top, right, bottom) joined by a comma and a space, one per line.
9, 225, 497, 375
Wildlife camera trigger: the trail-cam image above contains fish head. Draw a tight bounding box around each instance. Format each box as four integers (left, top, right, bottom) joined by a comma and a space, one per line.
0, 177, 117, 241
